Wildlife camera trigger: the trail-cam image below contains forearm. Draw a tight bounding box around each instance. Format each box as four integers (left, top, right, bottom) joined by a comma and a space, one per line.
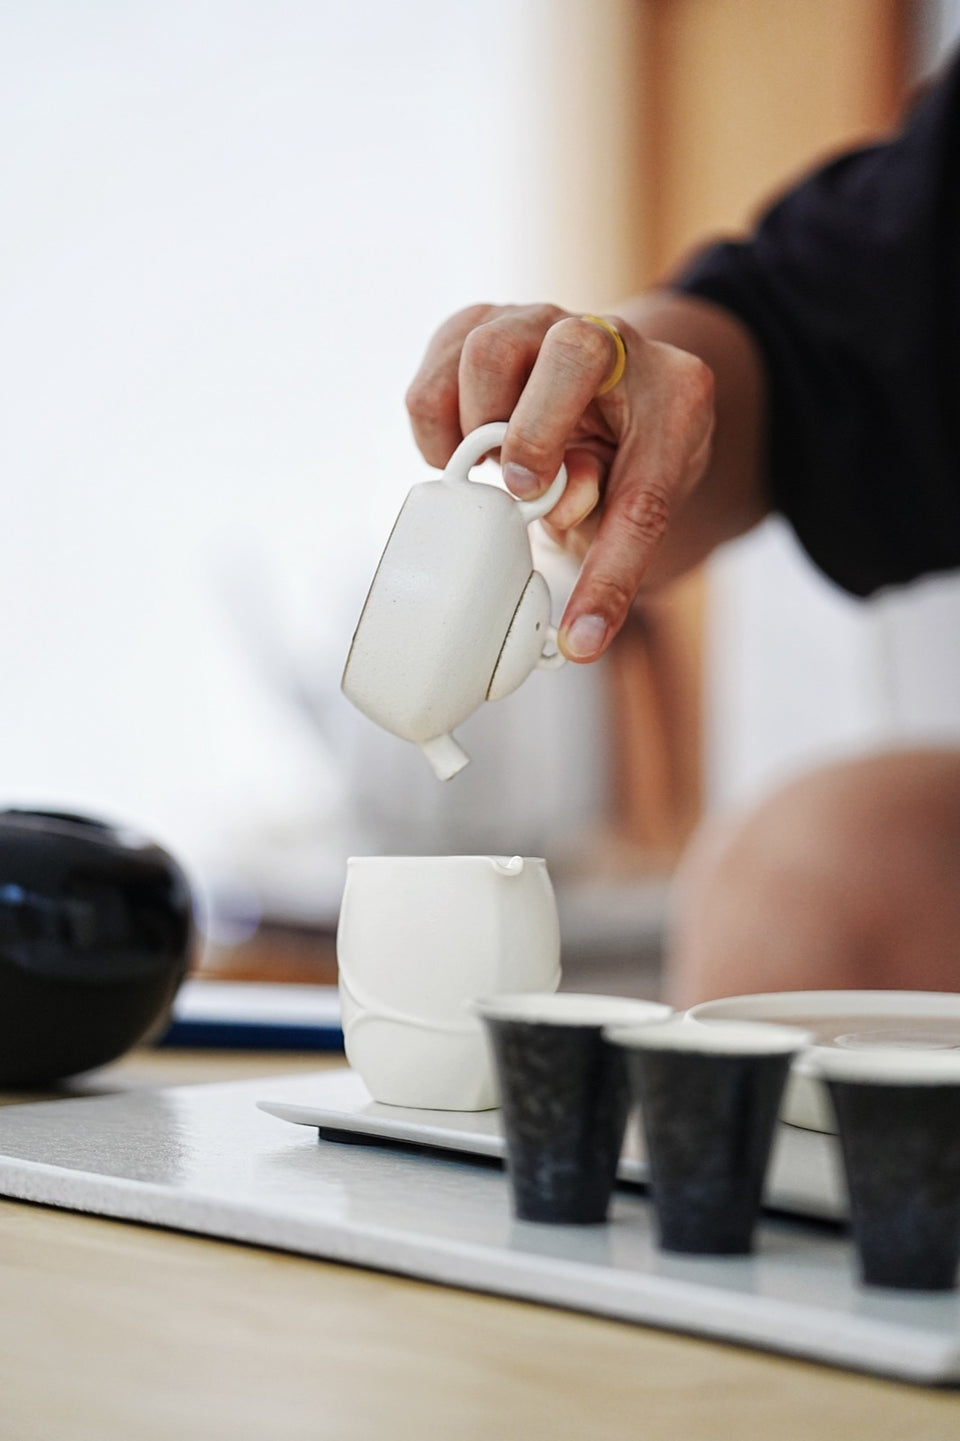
619, 288, 771, 590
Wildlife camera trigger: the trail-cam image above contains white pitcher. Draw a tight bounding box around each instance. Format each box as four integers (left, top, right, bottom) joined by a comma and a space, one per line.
337, 854, 561, 1110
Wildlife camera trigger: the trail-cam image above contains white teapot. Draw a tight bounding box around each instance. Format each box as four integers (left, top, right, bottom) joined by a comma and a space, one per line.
341, 421, 568, 779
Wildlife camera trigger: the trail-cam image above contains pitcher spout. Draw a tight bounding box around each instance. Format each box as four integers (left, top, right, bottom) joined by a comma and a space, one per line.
491, 855, 524, 877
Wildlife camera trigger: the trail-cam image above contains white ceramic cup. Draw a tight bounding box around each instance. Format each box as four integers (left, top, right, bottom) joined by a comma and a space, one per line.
337, 855, 562, 1110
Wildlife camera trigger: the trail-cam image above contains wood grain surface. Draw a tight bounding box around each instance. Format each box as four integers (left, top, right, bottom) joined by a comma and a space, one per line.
0, 1049, 958, 1440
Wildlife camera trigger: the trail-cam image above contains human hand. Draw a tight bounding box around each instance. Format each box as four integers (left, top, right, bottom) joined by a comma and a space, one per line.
405, 302, 715, 661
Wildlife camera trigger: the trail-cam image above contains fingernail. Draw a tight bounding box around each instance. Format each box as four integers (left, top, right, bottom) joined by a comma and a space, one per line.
502, 463, 542, 499
564, 614, 607, 659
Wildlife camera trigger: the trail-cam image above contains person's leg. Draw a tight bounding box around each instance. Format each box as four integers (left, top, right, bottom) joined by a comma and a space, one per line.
664, 750, 960, 1007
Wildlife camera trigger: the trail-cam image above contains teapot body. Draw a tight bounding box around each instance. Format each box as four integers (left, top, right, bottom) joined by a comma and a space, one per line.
342, 422, 567, 778
343, 476, 533, 749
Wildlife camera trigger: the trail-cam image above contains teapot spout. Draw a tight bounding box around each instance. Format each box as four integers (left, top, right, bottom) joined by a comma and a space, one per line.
419, 732, 470, 781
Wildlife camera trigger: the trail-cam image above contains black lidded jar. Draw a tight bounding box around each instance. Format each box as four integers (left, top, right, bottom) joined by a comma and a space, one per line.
0, 808, 194, 1085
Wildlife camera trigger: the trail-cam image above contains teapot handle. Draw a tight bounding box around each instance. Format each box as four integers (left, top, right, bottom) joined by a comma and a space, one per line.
444, 421, 568, 525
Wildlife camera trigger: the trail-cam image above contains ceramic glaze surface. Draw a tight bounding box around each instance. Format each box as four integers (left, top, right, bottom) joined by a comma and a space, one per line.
484, 1026, 618, 1224
478, 996, 670, 1224
341, 422, 567, 778
337, 856, 561, 1110
0, 809, 194, 1084
623, 1044, 798, 1255
825, 1078, 960, 1290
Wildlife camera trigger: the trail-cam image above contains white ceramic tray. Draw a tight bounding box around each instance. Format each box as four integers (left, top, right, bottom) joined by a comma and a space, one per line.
258, 1069, 846, 1222
0, 1069, 958, 1384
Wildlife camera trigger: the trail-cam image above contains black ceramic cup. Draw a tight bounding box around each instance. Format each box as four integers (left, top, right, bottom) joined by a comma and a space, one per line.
811, 1048, 960, 1291
0, 808, 195, 1085
476, 993, 672, 1224
607, 1019, 810, 1255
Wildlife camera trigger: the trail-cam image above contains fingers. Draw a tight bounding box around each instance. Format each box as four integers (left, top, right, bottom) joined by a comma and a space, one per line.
406, 302, 570, 470
559, 469, 673, 660
408, 303, 717, 668
499, 316, 621, 503
407, 305, 612, 484
540, 446, 604, 536
457, 306, 564, 441
405, 304, 497, 467
558, 347, 715, 661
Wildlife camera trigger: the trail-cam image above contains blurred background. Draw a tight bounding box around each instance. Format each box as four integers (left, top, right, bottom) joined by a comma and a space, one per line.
1, 0, 958, 992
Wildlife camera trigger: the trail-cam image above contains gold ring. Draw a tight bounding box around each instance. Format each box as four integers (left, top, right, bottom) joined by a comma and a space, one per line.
581, 314, 627, 395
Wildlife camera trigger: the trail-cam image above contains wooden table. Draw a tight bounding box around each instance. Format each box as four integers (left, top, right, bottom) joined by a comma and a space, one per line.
1, 1049, 959, 1441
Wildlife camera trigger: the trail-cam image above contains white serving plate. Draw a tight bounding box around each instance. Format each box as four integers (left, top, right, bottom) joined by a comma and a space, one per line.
687, 991, 960, 1132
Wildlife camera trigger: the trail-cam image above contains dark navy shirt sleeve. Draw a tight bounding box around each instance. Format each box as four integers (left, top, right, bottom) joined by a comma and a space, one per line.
675, 55, 960, 596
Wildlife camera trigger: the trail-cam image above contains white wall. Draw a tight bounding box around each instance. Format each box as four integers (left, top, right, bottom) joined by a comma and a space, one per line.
0, 1, 614, 922
7, 2, 955, 920
706, 523, 893, 811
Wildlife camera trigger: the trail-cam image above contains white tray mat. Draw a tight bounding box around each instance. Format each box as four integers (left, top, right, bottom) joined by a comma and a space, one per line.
0, 1069, 956, 1384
